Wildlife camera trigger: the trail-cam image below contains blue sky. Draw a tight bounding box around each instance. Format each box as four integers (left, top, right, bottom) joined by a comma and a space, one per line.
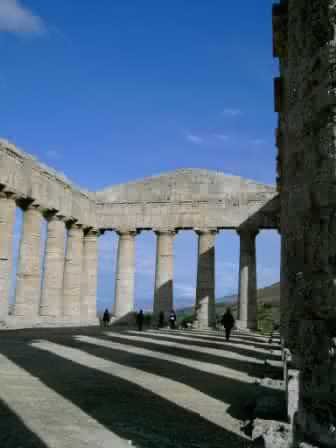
1, 0, 280, 312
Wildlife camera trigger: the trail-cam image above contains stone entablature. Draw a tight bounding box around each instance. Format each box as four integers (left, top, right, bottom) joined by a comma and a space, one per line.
0, 139, 97, 228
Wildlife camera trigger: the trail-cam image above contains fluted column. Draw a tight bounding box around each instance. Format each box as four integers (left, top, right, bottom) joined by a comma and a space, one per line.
14, 202, 43, 319
63, 223, 84, 320
81, 228, 99, 322
40, 213, 66, 318
194, 229, 217, 329
153, 230, 175, 322
0, 193, 16, 322
113, 230, 136, 318
236, 227, 259, 330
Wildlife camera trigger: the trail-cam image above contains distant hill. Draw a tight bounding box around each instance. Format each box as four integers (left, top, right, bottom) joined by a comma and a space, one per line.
176, 281, 280, 321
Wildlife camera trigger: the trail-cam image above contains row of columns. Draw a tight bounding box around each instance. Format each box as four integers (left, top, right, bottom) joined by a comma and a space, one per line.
0, 193, 99, 324
112, 227, 259, 330
0, 192, 260, 328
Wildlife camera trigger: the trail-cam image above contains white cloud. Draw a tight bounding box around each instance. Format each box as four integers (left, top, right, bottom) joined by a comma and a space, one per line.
222, 108, 242, 117
0, 0, 45, 33
186, 133, 203, 145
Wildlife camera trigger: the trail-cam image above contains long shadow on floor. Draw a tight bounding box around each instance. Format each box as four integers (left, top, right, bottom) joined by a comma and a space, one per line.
99, 331, 269, 376
0, 339, 247, 448
40, 332, 285, 423
0, 398, 48, 448
150, 329, 281, 351
124, 330, 281, 362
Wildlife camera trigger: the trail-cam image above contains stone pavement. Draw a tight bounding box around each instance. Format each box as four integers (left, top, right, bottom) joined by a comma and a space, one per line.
0, 327, 285, 448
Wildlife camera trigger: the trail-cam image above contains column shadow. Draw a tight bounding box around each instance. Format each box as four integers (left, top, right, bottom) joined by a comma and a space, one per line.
0, 334, 248, 448
0, 398, 48, 448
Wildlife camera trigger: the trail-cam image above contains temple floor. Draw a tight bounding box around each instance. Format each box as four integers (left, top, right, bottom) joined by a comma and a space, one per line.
0, 326, 284, 448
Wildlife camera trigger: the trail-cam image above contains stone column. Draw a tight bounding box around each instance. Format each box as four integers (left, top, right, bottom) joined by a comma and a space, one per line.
113, 230, 136, 318
0, 193, 16, 322
14, 202, 43, 320
39, 213, 66, 318
236, 227, 259, 330
62, 223, 84, 321
81, 228, 99, 322
194, 229, 217, 329
153, 230, 175, 322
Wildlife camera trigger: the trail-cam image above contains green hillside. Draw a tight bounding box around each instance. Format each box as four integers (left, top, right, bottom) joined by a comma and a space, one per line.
176, 281, 280, 331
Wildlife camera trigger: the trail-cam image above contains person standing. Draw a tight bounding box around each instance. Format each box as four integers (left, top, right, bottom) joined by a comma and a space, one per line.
221, 308, 235, 340
169, 309, 177, 329
102, 309, 110, 328
136, 309, 144, 331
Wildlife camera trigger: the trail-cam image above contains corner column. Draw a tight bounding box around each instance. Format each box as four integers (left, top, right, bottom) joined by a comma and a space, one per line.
0, 192, 16, 322
81, 228, 100, 322
153, 229, 175, 322
62, 223, 84, 321
40, 213, 66, 318
113, 230, 136, 318
236, 227, 259, 330
194, 229, 217, 329
14, 202, 43, 319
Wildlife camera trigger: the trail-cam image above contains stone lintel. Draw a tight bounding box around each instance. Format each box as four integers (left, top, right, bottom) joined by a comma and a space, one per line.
153, 228, 176, 236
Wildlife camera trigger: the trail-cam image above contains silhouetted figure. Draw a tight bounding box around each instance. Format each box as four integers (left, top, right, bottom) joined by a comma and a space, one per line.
158, 311, 165, 328
169, 310, 177, 329
102, 309, 110, 328
221, 308, 235, 340
136, 309, 144, 331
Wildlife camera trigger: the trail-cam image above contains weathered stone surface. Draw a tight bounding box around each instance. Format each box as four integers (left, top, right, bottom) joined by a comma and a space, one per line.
14, 203, 43, 320
40, 214, 66, 318
63, 224, 84, 320
113, 231, 136, 317
194, 229, 217, 329
81, 228, 99, 322
0, 193, 16, 322
153, 230, 175, 322
236, 228, 259, 331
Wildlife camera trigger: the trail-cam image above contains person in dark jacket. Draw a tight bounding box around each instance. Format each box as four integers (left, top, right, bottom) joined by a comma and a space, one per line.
136, 309, 144, 331
158, 311, 165, 328
102, 309, 110, 328
169, 310, 177, 329
221, 308, 235, 340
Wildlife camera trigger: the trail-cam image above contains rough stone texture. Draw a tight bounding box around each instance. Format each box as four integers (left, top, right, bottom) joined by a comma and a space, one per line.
153, 230, 175, 322
236, 228, 258, 331
273, 1, 336, 446
81, 228, 99, 322
194, 229, 217, 329
63, 224, 84, 321
0, 193, 16, 323
14, 203, 43, 320
113, 231, 136, 317
40, 214, 66, 318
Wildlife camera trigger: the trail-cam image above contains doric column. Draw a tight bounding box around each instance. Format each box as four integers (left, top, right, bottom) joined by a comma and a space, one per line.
113, 230, 136, 318
81, 228, 100, 322
62, 223, 84, 320
153, 230, 175, 322
39, 213, 66, 318
236, 227, 259, 330
194, 229, 217, 329
0, 192, 16, 322
14, 202, 43, 319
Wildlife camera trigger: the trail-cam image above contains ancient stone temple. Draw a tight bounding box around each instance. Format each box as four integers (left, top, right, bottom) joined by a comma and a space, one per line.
0, 140, 279, 330
273, 0, 336, 446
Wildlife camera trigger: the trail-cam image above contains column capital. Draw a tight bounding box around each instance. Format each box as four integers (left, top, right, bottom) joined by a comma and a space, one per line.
154, 229, 176, 237
16, 198, 43, 213
116, 229, 137, 237
66, 222, 83, 232
236, 226, 259, 238
194, 228, 218, 236
43, 209, 66, 222
84, 227, 101, 237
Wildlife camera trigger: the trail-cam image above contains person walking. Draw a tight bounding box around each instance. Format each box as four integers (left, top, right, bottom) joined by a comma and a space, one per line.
102, 309, 110, 328
169, 309, 177, 329
136, 309, 144, 331
221, 308, 235, 340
